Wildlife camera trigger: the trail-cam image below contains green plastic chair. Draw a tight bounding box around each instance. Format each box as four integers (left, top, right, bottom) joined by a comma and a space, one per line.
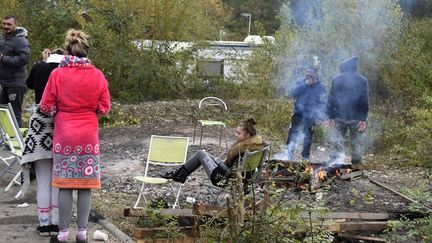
133, 135, 189, 209
204, 145, 270, 206
193, 97, 227, 147
0, 105, 26, 196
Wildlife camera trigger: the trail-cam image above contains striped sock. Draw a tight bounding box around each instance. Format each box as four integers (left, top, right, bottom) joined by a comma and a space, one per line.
38, 207, 50, 226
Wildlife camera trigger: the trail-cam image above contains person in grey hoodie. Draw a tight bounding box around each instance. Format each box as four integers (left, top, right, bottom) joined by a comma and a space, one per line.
327, 56, 369, 169
0, 14, 30, 127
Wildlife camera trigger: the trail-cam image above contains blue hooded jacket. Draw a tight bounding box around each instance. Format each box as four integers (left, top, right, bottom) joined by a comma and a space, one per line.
327, 57, 369, 121
291, 76, 327, 121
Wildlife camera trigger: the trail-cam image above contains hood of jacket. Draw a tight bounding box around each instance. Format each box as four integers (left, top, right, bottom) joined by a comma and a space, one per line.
340, 56, 358, 73
46, 54, 65, 64
5, 27, 28, 38
224, 135, 265, 168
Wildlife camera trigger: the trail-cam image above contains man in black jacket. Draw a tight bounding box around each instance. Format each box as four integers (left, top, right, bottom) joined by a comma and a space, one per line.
0, 14, 30, 127
327, 56, 369, 169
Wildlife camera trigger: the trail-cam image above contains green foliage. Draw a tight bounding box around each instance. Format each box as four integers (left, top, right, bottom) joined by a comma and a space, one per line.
226, 99, 293, 143
137, 208, 186, 239
198, 172, 331, 242
221, 0, 284, 40
384, 216, 432, 242
380, 18, 432, 106
99, 103, 141, 128
276, 0, 403, 100
232, 41, 279, 100
401, 183, 432, 211
383, 181, 432, 241
1, 0, 235, 102
386, 95, 432, 168
0, 0, 81, 67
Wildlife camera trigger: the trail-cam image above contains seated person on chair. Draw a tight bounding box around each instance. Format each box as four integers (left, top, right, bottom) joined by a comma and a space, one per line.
161, 118, 265, 186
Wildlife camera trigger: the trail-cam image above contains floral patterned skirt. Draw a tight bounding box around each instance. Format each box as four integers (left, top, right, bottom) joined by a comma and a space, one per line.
51, 112, 101, 189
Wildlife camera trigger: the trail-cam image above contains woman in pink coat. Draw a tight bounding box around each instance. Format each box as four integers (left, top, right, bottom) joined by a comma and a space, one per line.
40, 29, 110, 243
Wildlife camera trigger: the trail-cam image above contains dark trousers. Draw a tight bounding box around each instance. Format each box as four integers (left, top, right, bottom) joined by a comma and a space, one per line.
329, 118, 364, 164
0, 86, 26, 127
286, 113, 315, 159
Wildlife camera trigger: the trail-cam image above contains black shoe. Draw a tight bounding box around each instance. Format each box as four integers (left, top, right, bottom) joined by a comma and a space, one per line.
50, 224, 59, 233
160, 171, 175, 180
37, 225, 51, 236
76, 236, 88, 243
50, 235, 67, 243
160, 166, 189, 183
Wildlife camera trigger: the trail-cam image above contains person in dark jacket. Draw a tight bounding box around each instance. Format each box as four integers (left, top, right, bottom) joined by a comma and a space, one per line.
21, 48, 65, 236
327, 56, 369, 168
286, 67, 327, 161
0, 14, 30, 127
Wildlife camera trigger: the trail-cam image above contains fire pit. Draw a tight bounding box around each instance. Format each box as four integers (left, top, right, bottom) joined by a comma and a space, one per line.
264, 159, 360, 190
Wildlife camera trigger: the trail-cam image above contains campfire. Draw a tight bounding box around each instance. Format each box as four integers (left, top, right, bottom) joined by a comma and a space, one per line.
267, 159, 362, 190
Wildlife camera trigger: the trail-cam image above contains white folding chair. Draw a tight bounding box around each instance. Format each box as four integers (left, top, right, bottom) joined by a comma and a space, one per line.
133, 135, 189, 209
0, 105, 26, 197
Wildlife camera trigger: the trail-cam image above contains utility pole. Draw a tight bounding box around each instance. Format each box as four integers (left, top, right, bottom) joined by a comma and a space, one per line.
241, 13, 251, 36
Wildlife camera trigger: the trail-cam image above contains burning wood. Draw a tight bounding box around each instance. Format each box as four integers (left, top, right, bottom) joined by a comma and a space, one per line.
335, 169, 341, 178
266, 159, 366, 190
304, 165, 314, 174
316, 167, 327, 182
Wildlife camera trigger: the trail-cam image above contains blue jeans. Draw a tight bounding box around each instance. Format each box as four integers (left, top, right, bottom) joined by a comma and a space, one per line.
286, 113, 315, 159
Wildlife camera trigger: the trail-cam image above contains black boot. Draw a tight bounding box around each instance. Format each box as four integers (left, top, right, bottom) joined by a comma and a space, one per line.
160, 166, 189, 183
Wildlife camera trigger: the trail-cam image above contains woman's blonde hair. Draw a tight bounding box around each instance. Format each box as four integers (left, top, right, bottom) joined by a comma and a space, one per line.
64, 29, 90, 57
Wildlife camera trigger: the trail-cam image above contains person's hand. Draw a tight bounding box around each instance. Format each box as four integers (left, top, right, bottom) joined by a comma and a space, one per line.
357, 121, 366, 132
305, 78, 314, 86
328, 119, 335, 128
42, 49, 51, 62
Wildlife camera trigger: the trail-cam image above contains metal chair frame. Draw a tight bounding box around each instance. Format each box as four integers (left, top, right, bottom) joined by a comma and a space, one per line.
0, 104, 26, 197
204, 145, 270, 206
133, 135, 189, 209
193, 97, 228, 148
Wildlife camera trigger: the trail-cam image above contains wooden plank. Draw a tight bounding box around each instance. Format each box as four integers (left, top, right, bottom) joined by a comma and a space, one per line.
300, 211, 389, 220
133, 226, 196, 240
369, 179, 432, 211
137, 236, 197, 243
328, 221, 388, 232
192, 203, 254, 220
192, 203, 228, 217
338, 233, 387, 242
340, 170, 363, 180
260, 176, 297, 183
124, 208, 194, 217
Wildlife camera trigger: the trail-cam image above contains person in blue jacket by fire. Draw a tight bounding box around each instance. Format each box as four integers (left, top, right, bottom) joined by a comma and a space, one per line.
286, 66, 327, 161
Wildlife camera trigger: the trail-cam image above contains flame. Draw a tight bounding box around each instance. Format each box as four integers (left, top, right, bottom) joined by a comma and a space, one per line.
305, 165, 314, 174
316, 167, 326, 182
331, 169, 341, 179
297, 184, 306, 190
